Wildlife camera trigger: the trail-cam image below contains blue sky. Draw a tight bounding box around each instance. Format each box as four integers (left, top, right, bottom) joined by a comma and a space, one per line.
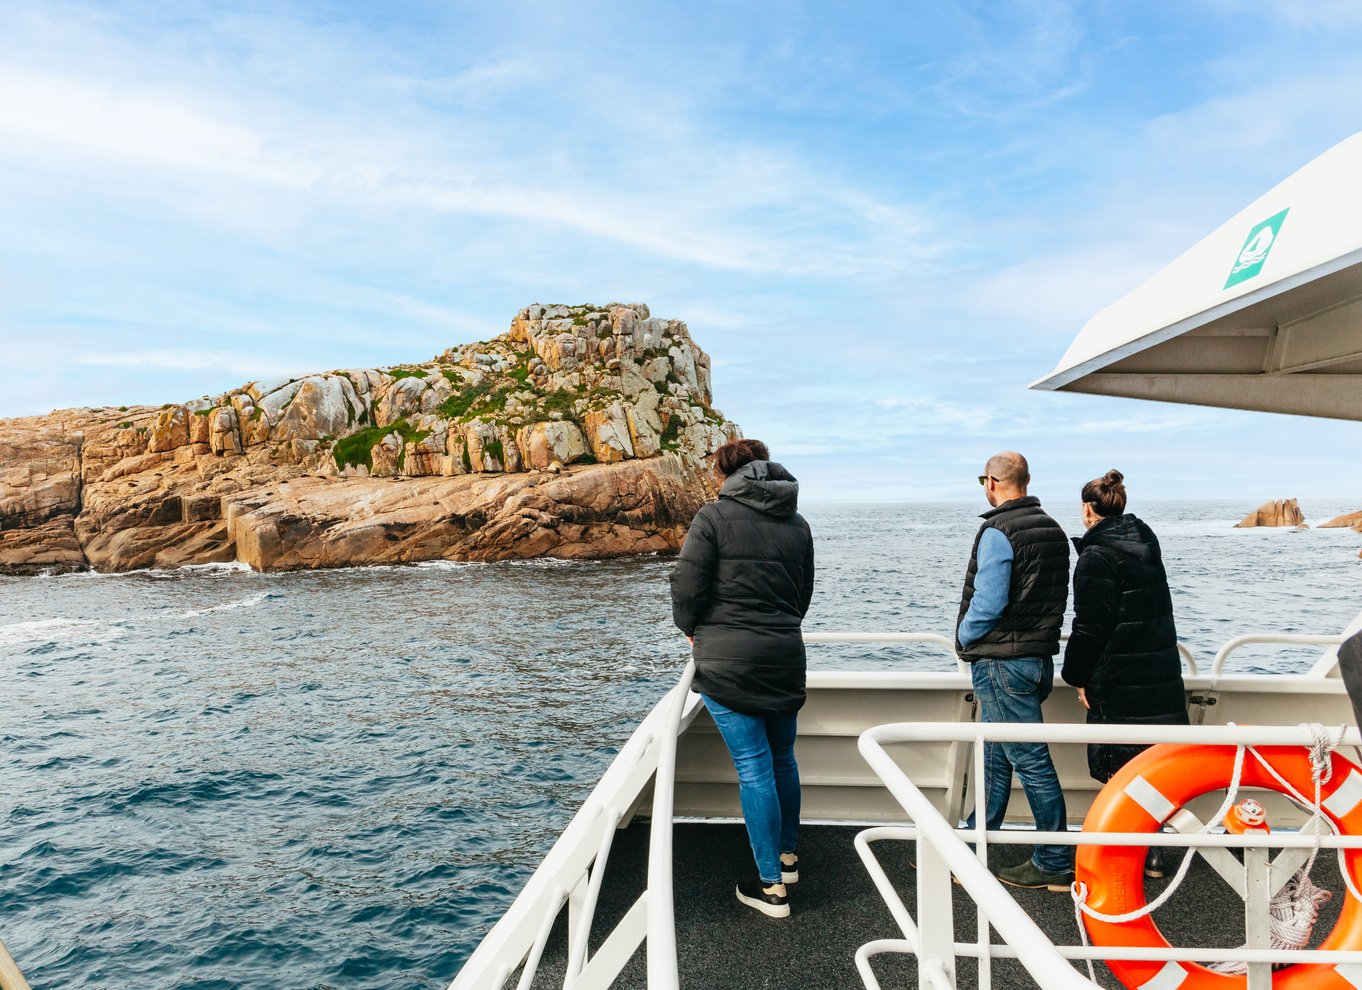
4, 0, 1362, 502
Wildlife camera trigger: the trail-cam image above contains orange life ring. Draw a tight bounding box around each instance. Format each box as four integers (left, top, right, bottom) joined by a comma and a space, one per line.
1077, 743, 1362, 990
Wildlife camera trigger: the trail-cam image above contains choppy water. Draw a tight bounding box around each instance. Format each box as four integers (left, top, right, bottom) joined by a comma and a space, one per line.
3, 500, 1362, 988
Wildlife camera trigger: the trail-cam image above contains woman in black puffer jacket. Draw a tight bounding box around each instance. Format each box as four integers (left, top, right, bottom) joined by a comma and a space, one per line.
1062, 469, 1188, 876
669, 439, 814, 919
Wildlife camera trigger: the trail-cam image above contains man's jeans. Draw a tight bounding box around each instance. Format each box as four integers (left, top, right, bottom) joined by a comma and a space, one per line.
967, 657, 1072, 873
702, 695, 800, 884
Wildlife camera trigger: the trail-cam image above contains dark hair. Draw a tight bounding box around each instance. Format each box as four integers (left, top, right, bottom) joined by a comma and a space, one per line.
713, 438, 770, 477
1082, 469, 1127, 517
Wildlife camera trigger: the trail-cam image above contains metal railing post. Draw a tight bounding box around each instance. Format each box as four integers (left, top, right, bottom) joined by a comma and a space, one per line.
644, 663, 695, 990
916, 835, 957, 988
1211, 633, 1344, 677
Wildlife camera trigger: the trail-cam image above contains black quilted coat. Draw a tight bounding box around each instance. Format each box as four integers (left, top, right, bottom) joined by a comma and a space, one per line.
669, 461, 815, 716
1062, 513, 1188, 781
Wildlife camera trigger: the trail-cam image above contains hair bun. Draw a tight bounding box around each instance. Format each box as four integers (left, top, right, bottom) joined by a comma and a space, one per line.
1104, 469, 1125, 486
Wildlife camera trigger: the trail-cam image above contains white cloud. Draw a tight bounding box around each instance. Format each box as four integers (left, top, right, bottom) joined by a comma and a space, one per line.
72, 350, 304, 379
0, 66, 286, 182
0, 47, 936, 279
1198, 0, 1362, 28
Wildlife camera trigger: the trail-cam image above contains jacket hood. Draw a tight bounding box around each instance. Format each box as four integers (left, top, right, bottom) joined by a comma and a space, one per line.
720, 460, 799, 517
1074, 513, 1162, 564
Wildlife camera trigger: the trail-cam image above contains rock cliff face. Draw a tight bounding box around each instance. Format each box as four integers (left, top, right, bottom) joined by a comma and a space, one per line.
1234, 498, 1307, 528
0, 303, 738, 574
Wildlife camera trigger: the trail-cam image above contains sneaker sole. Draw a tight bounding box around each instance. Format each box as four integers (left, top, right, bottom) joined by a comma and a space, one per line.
735, 886, 790, 918
781, 870, 799, 884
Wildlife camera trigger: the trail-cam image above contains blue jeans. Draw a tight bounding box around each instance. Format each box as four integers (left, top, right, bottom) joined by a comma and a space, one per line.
967, 658, 1072, 873
702, 695, 800, 885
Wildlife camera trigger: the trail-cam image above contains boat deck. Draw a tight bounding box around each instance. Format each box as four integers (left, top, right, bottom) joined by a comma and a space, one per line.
522, 820, 1348, 989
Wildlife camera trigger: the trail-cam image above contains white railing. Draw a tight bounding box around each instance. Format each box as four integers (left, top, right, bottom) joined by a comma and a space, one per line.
1209, 633, 1346, 677
448, 628, 1345, 988
448, 662, 698, 990
803, 630, 1201, 676
857, 720, 1362, 990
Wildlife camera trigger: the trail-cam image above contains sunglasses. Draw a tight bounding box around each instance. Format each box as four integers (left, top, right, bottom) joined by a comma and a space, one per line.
978, 475, 999, 486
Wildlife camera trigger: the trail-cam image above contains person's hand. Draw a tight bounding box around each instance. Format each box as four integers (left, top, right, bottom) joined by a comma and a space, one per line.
1076, 687, 1090, 710
686, 636, 694, 646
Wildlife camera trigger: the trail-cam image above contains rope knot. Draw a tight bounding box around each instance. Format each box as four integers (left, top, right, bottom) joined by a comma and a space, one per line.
1301, 722, 1345, 786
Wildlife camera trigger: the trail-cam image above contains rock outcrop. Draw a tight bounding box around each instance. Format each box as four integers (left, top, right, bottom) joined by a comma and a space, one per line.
0, 303, 739, 573
1234, 498, 1308, 529
1320, 510, 1362, 531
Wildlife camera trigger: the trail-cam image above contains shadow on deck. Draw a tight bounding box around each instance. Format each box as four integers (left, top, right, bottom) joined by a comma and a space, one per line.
524, 821, 1347, 989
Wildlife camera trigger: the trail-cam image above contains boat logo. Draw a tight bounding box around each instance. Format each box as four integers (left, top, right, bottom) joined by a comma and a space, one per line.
1224, 207, 1289, 289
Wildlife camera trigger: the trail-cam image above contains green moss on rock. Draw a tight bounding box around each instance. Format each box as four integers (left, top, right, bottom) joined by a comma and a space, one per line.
332, 418, 430, 471
438, 380, 495, 419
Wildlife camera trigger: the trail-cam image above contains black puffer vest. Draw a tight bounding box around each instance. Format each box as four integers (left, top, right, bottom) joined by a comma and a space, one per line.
956, 496, 1070, 661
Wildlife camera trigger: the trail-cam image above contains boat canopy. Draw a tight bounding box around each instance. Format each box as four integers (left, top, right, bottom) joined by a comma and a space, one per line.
1032, 131, 1362, 420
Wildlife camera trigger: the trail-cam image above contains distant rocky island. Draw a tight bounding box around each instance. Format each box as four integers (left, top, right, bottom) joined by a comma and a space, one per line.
1235, 499, 1362, 558
0, 303, 739, 574
1235, 498, 1308, 528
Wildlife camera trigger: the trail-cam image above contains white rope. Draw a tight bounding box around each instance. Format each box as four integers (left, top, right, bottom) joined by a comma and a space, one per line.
1071, 726, 1358, 980
1208, 723, 1345, 974
1073, 743, 1248, 924
1071, 744, 1248, 984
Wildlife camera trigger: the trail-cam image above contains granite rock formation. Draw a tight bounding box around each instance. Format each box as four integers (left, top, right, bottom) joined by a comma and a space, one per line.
1320, 510, 1362, 531
0, 303, 738, 574
1234, 498, 1307, 529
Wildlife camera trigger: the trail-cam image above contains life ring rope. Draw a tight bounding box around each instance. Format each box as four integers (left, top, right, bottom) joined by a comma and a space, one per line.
1067, 722, 1356, 985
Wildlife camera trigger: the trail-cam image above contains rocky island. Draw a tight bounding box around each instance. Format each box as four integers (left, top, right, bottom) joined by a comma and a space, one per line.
0, 303, 739, 574
1234, 498, 1307, 528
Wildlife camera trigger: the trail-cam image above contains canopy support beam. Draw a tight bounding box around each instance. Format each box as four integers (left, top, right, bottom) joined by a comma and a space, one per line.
1262, 295, 1362, 375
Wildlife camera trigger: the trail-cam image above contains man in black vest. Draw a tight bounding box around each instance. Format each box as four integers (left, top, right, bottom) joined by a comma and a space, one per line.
957, 451, 1074, 890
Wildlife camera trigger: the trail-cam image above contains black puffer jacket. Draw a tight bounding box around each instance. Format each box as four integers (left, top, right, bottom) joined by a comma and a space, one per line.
669, 461, 815, 716
1063, 514, 1186, 720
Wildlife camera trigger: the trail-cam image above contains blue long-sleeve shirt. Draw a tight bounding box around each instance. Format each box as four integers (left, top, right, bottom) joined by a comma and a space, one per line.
958, 527, 1014, 649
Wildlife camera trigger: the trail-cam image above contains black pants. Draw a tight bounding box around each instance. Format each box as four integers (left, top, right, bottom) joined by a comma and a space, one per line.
1086, 707, 1191, 784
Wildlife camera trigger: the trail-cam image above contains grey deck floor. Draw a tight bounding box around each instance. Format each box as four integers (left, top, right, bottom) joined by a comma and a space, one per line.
524, 821, 1348, 989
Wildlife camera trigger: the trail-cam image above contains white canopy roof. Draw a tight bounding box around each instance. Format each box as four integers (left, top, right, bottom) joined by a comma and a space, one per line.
1032, 131, 1362, 420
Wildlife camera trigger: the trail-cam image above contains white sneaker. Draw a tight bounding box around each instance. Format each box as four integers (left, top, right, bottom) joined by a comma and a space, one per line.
736, 878, 790, 918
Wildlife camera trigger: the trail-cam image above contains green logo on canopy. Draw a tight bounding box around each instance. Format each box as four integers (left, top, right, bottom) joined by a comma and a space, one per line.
1224, 207, 1289, 289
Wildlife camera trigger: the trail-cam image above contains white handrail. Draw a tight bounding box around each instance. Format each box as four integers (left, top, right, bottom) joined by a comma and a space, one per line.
645, 662, 695, 989
802, 631, 965, 672
802, 630, 1200, 676
857, 719, 1362, 990
865, 720, 1362, 747
858, 725, 1094, 990
803, 632, 957, 646
1211, 633, 1346, 677
448, 662, 700, 990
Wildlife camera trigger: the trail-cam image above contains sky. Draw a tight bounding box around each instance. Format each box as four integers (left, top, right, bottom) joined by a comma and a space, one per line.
3, 0, 1362, 502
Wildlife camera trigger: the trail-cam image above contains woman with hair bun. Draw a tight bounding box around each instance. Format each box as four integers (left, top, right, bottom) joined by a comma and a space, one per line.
669, 438, 815, 918
1062, 470, 1188, 877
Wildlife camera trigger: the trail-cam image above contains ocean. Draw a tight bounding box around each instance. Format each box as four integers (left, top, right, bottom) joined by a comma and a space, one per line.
3, 500, 1361, 988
